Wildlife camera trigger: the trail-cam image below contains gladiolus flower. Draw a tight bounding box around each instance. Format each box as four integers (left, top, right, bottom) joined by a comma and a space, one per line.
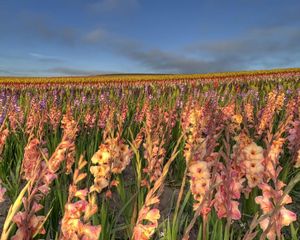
188, 161, 211, 211
133, 207, 160, 240
243, 142, 264, 162
0, 184, 6, 203
240, 142, 265, 188
255, 181, 297, 239
279, 207, 297, 226
232, 114, 243, 125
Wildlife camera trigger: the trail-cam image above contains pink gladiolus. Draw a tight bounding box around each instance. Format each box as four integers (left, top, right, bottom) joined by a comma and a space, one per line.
0, 184, 6, 203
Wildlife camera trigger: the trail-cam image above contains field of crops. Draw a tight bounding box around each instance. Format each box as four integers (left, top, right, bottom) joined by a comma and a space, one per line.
0, 69, 300, 240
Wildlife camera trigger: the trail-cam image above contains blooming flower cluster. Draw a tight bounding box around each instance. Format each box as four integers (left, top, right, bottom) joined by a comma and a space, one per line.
265, 138, 285, 178
287, 120, 300, 168
11, 109, 80, 239
274, 91, 285, 112
98, 105, 110, 129
8, 106, 24, 133
60, 156, 101, 240
49, 107, 78, 174
240, 142, 265, 188
244, 102, 254, 124
214, 166, 244, 220
12, 138, 54, 239
257, 91, 277, 135
90, 136, 132, 193
255, 181, 297, 240
132, 200, 160, 240
90, 143, 111, 193
142, 106, 167, 187
221, 103, 235, 121
25, 99, 48, 137
12, 201, 47, 239
0, 126, 9, 156
48, 106, 62, 130
84, 109, 97, 129
188, 161, 211, 211
21, 138, 48, 181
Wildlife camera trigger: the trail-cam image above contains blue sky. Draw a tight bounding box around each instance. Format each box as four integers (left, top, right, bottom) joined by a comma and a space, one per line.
0, 0, 300, 76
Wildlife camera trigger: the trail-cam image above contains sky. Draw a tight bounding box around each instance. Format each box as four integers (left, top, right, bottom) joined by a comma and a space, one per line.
0, 0, 300, 76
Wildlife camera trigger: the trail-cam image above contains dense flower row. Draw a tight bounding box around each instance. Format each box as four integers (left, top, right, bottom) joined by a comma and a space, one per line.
0, 75, 300, 239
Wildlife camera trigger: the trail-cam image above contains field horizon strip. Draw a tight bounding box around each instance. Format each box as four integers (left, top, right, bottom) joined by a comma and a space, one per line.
0, 67, 300, 85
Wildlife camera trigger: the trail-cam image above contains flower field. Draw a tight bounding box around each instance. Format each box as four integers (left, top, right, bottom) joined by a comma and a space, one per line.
0, 68, 300, 239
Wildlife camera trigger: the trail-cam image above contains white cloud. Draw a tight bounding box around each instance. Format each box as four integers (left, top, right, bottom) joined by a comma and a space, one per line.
29, 52, 65, 63
83, 28, 107, 43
